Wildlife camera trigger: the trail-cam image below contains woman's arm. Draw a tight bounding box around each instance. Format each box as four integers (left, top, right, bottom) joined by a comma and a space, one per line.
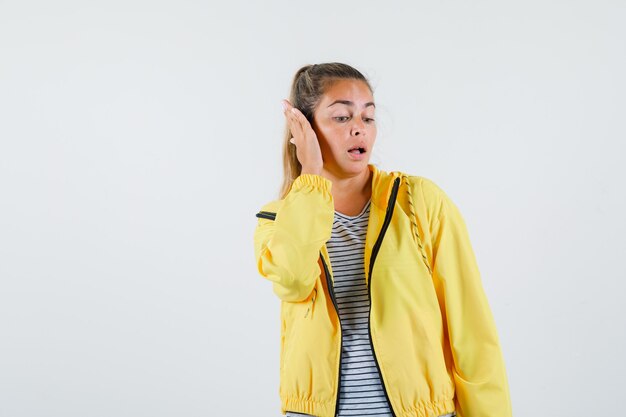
253, 174, 334, 302
430, 185, 513, 417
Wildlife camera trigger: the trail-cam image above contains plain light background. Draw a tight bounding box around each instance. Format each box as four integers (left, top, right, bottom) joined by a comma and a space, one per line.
1, 1, 624, 416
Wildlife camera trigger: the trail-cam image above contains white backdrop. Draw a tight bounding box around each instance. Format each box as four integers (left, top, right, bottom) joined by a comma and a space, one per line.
1, 1, 624, 416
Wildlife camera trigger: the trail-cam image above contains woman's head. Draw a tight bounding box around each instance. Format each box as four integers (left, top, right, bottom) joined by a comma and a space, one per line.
279, 62, 376, 199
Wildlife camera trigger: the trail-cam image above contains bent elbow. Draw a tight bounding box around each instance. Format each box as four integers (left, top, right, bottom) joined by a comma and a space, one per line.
255, 244, 321, 302
271, 276, 317, 302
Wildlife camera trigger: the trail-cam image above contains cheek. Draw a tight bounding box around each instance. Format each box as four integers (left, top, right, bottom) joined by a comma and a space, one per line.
324, 141, 346, 157
319, 125, 346, 142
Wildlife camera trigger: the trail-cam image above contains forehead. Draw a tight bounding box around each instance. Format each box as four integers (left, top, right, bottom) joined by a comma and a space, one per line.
321, 79, 374, 103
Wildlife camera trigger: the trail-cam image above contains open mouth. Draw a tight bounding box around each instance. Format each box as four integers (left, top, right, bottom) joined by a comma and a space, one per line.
348, 147, 366, 154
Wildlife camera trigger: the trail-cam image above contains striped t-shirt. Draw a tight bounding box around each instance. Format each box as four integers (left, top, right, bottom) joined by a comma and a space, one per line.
285, 199, 456, 417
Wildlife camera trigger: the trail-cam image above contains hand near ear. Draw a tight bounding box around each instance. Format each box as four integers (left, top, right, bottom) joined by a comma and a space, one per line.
282, 99, 324, 176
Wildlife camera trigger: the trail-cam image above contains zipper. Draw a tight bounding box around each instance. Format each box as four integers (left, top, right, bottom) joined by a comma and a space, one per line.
367, 176, 401, 417
256, 211, 276, 220
320, 252, 342, 417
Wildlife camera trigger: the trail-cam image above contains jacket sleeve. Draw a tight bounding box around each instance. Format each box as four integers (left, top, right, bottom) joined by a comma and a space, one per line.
253, 174, 335, 302
430, 188, 513, 417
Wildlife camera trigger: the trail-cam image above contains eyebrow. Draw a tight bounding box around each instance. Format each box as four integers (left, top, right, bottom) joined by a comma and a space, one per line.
327, 100, 376, 109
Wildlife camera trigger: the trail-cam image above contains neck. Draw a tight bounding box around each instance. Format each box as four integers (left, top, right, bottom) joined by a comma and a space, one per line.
322, 165, 372, 202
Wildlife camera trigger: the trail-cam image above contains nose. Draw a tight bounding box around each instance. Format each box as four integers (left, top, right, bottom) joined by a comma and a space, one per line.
351, 118, 365, 136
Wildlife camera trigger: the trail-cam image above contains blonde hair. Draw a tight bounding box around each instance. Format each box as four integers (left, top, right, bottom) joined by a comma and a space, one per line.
278, 62, 373, 199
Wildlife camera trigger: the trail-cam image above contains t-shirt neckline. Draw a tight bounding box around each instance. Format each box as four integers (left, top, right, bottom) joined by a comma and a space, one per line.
334, 199, 371, 220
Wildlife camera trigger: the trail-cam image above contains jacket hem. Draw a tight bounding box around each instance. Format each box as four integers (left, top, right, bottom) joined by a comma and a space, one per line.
281, 396, 334, 417
280, 395, 456, 417
397, 397, 456, 417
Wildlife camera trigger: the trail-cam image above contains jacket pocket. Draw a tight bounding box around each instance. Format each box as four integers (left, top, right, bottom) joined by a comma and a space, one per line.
303, 287, 317, 319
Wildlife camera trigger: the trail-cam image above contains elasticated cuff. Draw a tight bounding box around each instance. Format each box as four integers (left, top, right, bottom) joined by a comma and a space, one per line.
292, 174, 333, 192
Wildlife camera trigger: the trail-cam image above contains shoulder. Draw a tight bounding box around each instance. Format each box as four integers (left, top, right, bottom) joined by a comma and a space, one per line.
402, 173, 447, 198
398, 172, 451, 222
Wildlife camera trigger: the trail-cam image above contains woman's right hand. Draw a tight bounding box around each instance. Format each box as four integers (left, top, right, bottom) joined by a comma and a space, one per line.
282, 99, 324, 176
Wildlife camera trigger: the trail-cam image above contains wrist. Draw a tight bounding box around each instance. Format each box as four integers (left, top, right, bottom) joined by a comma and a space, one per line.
301, 167, 322, 176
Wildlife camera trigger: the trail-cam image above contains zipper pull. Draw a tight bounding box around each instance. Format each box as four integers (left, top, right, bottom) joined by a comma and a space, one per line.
303, 288, 318, 318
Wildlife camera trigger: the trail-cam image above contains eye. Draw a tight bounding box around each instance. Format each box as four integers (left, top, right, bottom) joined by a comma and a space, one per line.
365, 118, 375, 123
334, 116, 350, 122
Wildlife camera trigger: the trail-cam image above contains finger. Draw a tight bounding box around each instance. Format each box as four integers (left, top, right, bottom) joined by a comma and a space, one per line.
285, 114, 299, 137
288, 112, 303, 136
291, 108, 306, 130
292, 108, 310, 129
282, 100, 295, 114
284, 110, 299, 133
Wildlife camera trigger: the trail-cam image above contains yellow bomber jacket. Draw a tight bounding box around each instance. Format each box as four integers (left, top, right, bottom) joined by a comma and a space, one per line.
253, 163, 512, 417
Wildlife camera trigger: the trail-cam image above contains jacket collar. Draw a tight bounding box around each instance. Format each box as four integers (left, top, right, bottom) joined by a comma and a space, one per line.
368, 163, 402, 210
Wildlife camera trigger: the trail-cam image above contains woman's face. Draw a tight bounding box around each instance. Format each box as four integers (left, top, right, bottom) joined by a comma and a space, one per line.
312, 79, 377, 177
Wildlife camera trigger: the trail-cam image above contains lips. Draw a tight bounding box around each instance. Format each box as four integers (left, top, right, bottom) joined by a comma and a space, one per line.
347, 149, 366, 160
347, 143, 367, 154
347, 142, 367, 161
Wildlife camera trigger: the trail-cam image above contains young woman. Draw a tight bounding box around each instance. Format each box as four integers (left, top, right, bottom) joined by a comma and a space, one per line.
253, 62, 512, 417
